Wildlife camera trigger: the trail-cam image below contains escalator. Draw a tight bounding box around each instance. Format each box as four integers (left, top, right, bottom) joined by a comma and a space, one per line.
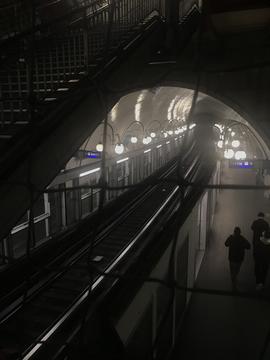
0, 1, 201, 249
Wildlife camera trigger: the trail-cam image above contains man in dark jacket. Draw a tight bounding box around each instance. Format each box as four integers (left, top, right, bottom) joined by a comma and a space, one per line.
251, 212, 269, 289
225, 227, 251, 289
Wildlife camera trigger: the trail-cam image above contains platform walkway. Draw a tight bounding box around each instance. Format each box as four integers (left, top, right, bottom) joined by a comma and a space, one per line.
172, 163, 270, 360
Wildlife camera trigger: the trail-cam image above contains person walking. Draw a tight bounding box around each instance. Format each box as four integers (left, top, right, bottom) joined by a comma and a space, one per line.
254, 229, 270, 290
251, 212, 269, 289
225, 227, 251, 290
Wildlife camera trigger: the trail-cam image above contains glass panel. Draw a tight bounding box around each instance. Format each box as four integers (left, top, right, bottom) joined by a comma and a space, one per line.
12, 229, 28, 258
79, 177, 90, 196
48, 190, 62, 234
66, 189, 78, 225
92, 190, 100, 211
81, 196, 91, 217
33, 195, 46, 218
35, 221, 47, 245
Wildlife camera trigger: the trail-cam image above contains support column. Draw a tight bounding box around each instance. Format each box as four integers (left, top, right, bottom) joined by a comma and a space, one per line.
164, 0, 180, 53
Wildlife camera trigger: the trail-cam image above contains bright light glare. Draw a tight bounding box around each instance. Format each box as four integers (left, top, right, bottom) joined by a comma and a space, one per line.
215, 123, 224, 132
231, 131, 235, 137
168, 130, 173, 135
235, 151, 246, 160
224, 149, 234, 159
131, 136, 138, 144
143, 137, 148, 144
116, 157, 129, 164
80, 167, 100, 177
96, 143, 103, 152
232, 140, 240, 148
150, 132, 156, 138
164, 132, 168, 138
217, 140, 223, 149
115, 143, 124, 154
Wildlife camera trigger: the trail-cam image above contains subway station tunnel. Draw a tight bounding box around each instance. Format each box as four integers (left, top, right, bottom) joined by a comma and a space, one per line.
1, 1, 270, 359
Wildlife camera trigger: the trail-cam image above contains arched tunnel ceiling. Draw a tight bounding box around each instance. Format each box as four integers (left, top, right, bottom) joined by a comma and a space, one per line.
108, 86, 246, 131
85, 87, 248, 142
85, 87, 263, 141
65, 86, 270, 170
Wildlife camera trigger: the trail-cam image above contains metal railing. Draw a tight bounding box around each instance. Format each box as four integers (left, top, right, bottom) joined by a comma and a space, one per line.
0, 0, 202, 143
0, 0, 202, 254
0, 0, 164, 135
1, 134, 183, 263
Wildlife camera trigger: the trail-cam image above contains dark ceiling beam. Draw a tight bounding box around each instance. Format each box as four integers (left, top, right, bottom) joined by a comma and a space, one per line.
204, 0, 270, 14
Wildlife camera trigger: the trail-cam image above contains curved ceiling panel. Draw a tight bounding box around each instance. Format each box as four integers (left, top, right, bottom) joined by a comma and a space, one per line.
64, 86, 270, 170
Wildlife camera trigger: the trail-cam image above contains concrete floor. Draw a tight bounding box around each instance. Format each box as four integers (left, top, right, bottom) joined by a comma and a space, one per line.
172, 164, 270, 360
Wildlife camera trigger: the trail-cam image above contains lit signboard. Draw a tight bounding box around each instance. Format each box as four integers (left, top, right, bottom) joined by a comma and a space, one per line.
85, 151, 101, 159
229, 160, 254, 169
76, 150, 101, 159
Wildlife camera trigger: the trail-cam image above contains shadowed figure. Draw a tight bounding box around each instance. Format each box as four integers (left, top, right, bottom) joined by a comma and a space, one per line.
251, 212, 269, 289
254, 229, 270, 291
225, 227, 250, 290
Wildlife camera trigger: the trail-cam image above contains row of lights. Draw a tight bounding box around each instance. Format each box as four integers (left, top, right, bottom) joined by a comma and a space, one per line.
215, 123, 248, 160
96, 124, 196, 155
80, 139, 181, 178
215, 124, 236, 137
217, 139, 240, 149
224, 150, 247, 160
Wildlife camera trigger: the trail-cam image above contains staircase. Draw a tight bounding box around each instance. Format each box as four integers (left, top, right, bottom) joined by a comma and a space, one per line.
0, 0, 163, 164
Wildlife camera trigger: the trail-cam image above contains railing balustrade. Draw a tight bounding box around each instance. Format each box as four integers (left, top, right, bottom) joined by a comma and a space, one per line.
0, 0, 200, 146
0, 0, 164, 138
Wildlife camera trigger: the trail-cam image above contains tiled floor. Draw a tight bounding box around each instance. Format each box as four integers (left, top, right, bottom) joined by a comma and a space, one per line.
172, 164, 270, 360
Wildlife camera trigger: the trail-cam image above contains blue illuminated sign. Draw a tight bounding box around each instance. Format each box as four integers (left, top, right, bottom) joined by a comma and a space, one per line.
76, 150, 101, 159
85, 151, 101, 159
229, 160, 254, 169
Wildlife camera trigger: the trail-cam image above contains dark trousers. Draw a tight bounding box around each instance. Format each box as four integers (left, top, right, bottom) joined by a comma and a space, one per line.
254, 257, 270, 285
229, 261, 241, 283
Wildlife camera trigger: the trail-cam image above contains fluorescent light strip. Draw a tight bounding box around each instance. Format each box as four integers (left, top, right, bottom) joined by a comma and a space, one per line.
44, 97, 56, 101
175, 138, 178, 140
166, 141, 170, 144
144, 149, 151, 153
156, 145, 162, 148
116, 157, 129, 164
3, 109, 27, 112
79, 167, 100, 177
149, 60, 177, 65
